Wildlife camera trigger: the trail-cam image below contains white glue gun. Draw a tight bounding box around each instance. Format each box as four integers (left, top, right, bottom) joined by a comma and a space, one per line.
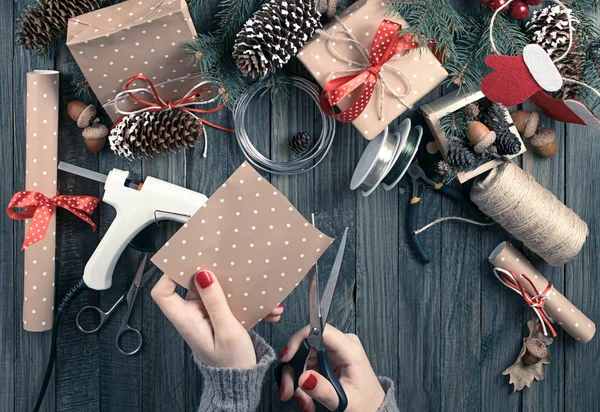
58, 162, 207, 291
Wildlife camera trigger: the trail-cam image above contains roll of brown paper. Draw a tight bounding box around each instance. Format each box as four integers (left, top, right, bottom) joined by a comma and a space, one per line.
23, 70, 59, 331
489, 241, 595, 343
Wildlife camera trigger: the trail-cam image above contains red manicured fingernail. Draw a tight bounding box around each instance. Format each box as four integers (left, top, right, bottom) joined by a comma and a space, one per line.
195, 271, 213, 289
279, 345, 288, 360
302, 373, 318, 391
295, 396, 305, 409
277, 304, 283, 308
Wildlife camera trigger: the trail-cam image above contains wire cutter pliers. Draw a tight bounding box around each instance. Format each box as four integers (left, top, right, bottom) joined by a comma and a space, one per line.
407, 161, 470, 264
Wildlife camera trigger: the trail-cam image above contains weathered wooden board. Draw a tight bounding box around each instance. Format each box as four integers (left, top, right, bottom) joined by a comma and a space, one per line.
2, 1, 600, 412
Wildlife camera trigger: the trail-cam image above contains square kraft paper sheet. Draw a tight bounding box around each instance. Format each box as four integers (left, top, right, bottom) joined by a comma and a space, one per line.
151, 162, 334, 329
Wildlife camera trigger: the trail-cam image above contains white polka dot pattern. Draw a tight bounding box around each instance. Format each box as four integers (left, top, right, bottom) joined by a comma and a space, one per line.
22, 71, 60, 332
490, 242, 595, 343
66, 0, 199, 122
298, 0, 447, 140
152, 162, 334, 331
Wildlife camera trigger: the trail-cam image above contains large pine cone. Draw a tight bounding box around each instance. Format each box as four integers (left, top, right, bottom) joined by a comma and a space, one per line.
233, 0, 321, 78
16, 0, 103, 51
109, 111, 204, 159
447, 139, 476, 168
495, 129, 522, 156
526, 4, 584, 100
481, 103, 510, 134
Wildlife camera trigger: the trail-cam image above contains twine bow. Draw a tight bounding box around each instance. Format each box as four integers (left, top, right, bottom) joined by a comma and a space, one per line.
113, 74, 235, 157
494, 268, 557, 337
317, 17, 418, 123
6, 191, 100, 250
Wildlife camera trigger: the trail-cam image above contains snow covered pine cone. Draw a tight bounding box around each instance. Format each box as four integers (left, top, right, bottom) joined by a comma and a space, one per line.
233, 0, 321, 78
109, 111, 204, 159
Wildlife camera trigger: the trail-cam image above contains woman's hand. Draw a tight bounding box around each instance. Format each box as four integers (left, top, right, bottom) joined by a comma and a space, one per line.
151, 270, 283, 368
279, 324, 385, 412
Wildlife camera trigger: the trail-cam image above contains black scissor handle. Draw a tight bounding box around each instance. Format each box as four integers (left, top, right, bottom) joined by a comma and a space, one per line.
275, 339, 312, 390
407, 198, 431, 264
434, 184, 469, 203
317, 348, 348, 412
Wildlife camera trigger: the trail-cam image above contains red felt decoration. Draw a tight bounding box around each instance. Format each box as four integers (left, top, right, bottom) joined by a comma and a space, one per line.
509, 1, 530, 19
481, 54, 541, 106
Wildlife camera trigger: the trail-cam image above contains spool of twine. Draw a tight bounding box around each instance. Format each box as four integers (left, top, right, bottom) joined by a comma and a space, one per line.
471, 163, 588, 266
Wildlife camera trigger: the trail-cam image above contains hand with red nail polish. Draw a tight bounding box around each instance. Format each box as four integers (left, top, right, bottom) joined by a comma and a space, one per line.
279, 324, 387, 412
151, 271, 282, 369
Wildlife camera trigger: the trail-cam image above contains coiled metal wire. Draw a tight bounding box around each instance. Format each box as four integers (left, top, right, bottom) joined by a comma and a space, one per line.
233, 77, 336, 175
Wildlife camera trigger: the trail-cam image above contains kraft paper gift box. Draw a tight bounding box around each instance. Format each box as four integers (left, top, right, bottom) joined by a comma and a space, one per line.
67, 0, 198, 123
420, 90, 526, 183
298, 0, 448, 140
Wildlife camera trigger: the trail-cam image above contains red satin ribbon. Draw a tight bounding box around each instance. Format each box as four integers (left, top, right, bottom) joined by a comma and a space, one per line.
7, 191, 100, 250
122, 74, 235, 133
319, 20, 418, 123
500, 270, 557, 338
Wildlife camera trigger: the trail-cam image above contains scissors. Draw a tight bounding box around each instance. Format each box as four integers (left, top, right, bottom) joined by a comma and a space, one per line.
76, 253, 155, 356
276, 216, 349, 412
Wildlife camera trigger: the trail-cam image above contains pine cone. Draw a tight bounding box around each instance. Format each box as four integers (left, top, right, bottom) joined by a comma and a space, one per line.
290, 132, 312, 156
481, 103, 511, 134
495, 129, 522, 156
16, 0, 103, 51
233, 0, 321, 78
446, 139, 476, 168
109, 111, 204, 159
526, 5, 584, 100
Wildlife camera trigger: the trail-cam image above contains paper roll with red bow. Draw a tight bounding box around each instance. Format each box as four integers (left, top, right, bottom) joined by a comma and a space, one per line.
480, 0, 600, 128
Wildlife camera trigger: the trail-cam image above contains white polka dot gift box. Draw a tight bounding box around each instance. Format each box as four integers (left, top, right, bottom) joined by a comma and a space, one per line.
23, 70, 60, 332
298, 0, 448, 140
66, 0, 198, 123
490, 241, 595, 343
151, 162, 334, 330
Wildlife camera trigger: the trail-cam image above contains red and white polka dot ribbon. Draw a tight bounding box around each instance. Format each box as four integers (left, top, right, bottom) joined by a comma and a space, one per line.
6, 191, 100, 250
493, 267, 557, 337
318, 19, 418, 123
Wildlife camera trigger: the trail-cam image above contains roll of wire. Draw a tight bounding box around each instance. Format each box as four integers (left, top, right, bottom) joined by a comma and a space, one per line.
381, 124, 422, 190
233, 76, 336, 175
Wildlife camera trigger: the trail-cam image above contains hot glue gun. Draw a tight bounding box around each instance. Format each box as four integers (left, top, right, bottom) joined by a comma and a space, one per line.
58, 162, 207, 291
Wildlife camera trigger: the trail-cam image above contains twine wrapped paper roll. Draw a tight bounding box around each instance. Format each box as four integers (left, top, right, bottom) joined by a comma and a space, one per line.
23, 70, 59, 331
471, 162, 588, 266
490, 241, 595, 343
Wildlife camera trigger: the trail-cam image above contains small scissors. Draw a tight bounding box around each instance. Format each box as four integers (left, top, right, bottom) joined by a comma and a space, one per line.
76, 253, 155, 356
276, 216, 349, 412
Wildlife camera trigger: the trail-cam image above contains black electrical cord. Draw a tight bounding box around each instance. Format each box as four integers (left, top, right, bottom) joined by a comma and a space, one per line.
32, 279, 88, 412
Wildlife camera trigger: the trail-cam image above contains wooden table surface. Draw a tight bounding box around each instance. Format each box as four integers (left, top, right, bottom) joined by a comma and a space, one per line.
2, 1, 599, 411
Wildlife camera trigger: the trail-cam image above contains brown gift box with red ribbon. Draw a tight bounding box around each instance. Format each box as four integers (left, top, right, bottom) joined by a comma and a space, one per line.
66, 0, 199, 123
298, 0, 448, 140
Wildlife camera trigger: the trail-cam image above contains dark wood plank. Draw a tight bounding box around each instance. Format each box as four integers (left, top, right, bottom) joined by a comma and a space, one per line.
0, 0, 15, 410
520, 107, 566, 412
141, 155, 187, 412
565, 121, 600, 412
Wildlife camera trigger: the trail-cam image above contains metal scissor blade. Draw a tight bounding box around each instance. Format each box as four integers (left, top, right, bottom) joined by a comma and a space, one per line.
320, 227, 349, 325
126, 254, 148, 304
307, 214, 322, 348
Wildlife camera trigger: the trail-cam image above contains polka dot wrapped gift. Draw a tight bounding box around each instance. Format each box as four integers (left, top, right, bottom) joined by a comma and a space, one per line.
298, 0, 448, 140
66, 0, 198, 123
151, 162, 334, 331
489, 241, 595, 343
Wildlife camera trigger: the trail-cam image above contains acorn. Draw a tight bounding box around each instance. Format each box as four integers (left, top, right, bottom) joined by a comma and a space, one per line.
82, 123, 109, 153
530, 127, 557, 158
511, 110, 539, 139
467, 121, 496, 154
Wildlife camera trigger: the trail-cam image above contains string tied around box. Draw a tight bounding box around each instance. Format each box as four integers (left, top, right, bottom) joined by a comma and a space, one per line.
6, 191, 100, 250
316, 17, 418, 123
112, 74, 234, 157
493, 268, 557, 337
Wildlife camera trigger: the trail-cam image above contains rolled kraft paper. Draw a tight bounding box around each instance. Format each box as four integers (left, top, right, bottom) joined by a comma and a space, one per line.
471, 163, 588, 266
24, 70, 59, 331
489, 241, 595, 343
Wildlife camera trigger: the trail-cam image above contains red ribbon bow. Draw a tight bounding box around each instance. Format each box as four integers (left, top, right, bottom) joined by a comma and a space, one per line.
496, 269, 557, 337
319, 20, 418, 123
120, 74, 235, 133
6, 191, 100, 250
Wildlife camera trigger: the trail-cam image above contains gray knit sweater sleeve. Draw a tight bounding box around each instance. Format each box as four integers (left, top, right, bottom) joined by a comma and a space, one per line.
377, 376, 399, 412
194, 332, 275, 412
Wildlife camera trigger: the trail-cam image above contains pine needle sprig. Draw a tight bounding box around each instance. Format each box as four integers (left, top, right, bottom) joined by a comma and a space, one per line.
440, 109, 469, 140
388, 0, 465, 64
